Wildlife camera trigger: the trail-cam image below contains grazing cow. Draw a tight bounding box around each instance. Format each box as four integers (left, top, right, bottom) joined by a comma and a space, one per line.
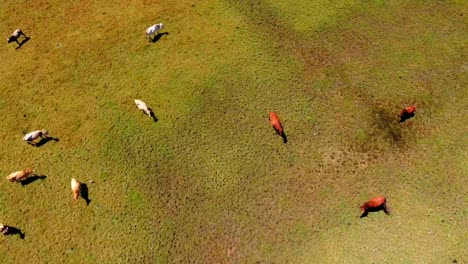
360, 196, 390, 218
135, 99, 153, 117
7, 28, 27, 44
71, 178, 81, 201
23, 130, 48, 145
399, 105, 416, 123
0, 224, 24, 239
145, 23, 164, 41
269, 112, 287, 143
6, 168, 34, 182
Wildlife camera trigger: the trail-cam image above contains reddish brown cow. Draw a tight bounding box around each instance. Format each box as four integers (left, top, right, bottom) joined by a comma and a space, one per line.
360, 196, 390, 218
269, 112, 287, 143
399, 105, 416, 123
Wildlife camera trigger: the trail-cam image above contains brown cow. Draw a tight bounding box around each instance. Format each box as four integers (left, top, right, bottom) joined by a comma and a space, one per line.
360, 196, 390, 218
269, 112, 287, 143
399, 105, 416, 123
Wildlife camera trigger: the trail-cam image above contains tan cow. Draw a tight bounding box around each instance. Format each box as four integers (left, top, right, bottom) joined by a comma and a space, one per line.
71, 178, 81, 201
6, 168, 34, 182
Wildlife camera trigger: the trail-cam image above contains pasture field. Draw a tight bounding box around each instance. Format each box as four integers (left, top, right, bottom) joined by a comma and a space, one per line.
0, 0, 466, 263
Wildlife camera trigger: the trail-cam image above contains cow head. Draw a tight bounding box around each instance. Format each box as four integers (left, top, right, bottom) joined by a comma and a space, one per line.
360, 203, 367, 212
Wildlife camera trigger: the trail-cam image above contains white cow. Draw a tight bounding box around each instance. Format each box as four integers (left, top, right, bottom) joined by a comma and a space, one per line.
145, 23, 164, 41
23, 130, 48, 144
134, 99, 153, 117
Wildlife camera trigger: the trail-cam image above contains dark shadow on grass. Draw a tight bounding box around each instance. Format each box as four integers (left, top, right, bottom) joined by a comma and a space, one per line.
151, 32, 169, 43
272, 130, 287, 143
375, 108, 402, 143
33, 137, 59, 147
1, 225, 25, 239
15, 37, 30, 50
148, 108, 158, 122
21, 175, 47, 186
80, 183, 91, 206
399, 112, 415, 123
281, 133, 288, 144
360, 205, 390, 218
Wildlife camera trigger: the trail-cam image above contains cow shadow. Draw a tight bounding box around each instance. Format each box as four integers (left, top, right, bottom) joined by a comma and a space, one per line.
399, 112, 415, 123
360, 206, 391, 218
80, 183, 91, 206
2, 226, 25, 239
151, 32, 169, 43
281, 133, 288, 144
21, 175, 47, 186
273, 131, 288, 144
148, 108, 158, 122
15, 37, 30, 50
33, 137, 59, 147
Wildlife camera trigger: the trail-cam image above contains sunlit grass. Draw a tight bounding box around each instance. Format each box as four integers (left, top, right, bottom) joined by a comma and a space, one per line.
0, 0, 466, 263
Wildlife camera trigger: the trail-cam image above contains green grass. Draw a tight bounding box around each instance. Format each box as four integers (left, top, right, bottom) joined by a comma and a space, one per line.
0, 0, 466, 263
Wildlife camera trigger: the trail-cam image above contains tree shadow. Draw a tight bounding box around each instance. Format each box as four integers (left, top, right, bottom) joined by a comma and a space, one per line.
33, 137, 59, 147
20, 175, 47, 186
80, 183, 91, 206
1, 225, 25, 239
15, 37, 30, 50
360, 205, 390, 218
151, 32, 169, 43
399, 112, 415, 123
